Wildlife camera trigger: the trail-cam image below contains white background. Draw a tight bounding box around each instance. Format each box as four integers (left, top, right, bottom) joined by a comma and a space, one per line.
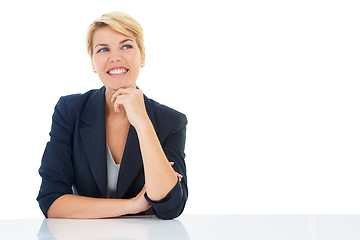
0, 0, 359, 219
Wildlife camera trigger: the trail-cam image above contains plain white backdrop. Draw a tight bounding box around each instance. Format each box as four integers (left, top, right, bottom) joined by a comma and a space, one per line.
0, 0, 359, 219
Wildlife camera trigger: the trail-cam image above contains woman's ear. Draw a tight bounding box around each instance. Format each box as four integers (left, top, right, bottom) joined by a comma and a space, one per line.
141, 48, 146, 67
91, 59, 97, 73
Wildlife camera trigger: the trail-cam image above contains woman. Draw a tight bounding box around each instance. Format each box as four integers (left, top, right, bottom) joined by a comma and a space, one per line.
37, 12, 188, 220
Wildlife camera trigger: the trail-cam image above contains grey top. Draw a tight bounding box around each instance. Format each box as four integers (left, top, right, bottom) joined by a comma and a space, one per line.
106, 144, 121, 198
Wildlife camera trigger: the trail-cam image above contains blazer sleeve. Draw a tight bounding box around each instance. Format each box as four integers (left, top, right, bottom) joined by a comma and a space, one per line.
144, 113, 188, 220
36, 97, 75, 217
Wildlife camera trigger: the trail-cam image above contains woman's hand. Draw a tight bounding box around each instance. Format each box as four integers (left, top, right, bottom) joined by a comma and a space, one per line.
111, 88, 149, 128
131, 185, 151, 214
170, 162, 183, 182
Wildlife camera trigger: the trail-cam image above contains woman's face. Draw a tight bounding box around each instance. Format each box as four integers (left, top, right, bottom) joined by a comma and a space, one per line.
91, 26, 144, 91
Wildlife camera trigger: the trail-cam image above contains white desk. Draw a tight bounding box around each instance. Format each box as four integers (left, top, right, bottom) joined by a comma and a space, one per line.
1, 215, 360, 239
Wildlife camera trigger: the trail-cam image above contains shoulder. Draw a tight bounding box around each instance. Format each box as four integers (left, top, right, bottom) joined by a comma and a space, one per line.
58, 88, 101, 108
55, 87, 105, 115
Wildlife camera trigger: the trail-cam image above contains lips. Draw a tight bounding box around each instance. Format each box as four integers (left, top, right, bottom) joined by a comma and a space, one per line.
107, 67, 129, 76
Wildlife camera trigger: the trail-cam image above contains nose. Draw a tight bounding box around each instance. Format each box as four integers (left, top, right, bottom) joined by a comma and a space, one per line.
109, 49, 122, 62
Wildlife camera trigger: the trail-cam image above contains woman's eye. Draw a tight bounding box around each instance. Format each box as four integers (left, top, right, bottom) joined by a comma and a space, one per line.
98, 48, 109, 53
122, 45, 133, 50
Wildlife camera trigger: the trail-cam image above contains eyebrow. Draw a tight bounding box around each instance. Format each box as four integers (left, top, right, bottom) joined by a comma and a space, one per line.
94, 39, 135, 49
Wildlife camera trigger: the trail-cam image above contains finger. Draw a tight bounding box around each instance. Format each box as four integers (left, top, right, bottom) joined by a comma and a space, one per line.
111, 88, 132, 102
176, 172, 183, 182
111, 91, 124, 103
169, 162, 175, 166
113, 95, 126, 112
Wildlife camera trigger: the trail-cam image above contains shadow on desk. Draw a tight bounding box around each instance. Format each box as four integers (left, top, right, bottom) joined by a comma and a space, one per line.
37, 216, 189, 240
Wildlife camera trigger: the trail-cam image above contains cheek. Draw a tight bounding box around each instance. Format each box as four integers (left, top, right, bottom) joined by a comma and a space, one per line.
128, 50, 143, 65
92, 56, 106, 70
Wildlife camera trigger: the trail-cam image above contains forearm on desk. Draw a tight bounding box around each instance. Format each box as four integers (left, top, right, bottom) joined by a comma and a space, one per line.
47, 194, 137, 219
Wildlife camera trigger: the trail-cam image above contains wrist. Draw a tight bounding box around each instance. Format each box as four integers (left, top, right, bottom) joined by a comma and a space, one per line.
133, 116, 153, 134
129, 196, 150, 214
127, 198, 138, 214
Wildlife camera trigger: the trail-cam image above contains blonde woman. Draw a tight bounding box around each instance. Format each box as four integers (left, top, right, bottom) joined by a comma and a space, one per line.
37, 12, 188, 220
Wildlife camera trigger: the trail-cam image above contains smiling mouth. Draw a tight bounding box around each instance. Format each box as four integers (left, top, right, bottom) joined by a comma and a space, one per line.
107, 67, 129, 76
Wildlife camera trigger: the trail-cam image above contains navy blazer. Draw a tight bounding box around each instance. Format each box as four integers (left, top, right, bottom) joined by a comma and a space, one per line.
37, 86, 188, 220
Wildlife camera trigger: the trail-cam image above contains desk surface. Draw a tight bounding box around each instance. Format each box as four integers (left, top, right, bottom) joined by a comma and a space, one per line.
1, 214, 360, 240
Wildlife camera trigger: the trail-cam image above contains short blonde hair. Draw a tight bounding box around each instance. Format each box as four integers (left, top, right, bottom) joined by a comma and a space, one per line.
86, 12, 145, 59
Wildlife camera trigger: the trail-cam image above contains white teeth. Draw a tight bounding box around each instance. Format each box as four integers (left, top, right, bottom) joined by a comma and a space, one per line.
108, 68, 128, 75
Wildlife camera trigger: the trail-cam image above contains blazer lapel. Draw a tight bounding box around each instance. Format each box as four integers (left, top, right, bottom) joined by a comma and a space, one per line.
116, 125, 142, 198
79, 87, 108, 198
